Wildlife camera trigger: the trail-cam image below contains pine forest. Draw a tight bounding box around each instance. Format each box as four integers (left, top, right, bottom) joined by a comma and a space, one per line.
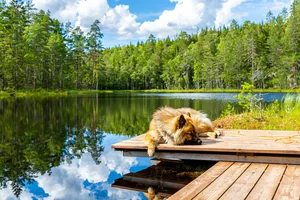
0, 0, 300, 91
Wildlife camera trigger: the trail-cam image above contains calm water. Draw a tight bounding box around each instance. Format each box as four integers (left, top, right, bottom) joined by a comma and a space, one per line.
0, 92, 287, 199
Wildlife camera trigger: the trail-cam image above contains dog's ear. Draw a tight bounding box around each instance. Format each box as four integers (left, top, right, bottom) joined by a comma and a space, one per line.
178, 114, 186, 129
187, 112, 191, 117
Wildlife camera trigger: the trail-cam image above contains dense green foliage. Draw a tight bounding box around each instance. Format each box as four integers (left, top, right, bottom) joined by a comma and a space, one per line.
0, 0, 104, 91
1, 0, 300, 90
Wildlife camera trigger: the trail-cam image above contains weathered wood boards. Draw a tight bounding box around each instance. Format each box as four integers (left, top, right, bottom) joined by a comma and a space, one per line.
112, 130, 300, 199
112, 129, 300, 164
169, 162, 300, 200
167, 162, 233, 200
112, 130, 300, 155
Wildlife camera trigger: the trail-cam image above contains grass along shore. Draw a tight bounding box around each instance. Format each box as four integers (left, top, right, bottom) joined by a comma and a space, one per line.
214, 94, 300, 131
1, 88, 300, 98
0, 90, 113, 98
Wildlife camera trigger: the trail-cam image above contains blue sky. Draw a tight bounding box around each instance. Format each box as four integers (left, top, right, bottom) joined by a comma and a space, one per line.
107, 0, 176, 22
31, 0, 293, 47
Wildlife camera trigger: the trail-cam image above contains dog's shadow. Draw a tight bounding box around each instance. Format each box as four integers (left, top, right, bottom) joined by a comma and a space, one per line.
159, 137, 222, 149
184, 137, 222, 146
184, 132, 225, 146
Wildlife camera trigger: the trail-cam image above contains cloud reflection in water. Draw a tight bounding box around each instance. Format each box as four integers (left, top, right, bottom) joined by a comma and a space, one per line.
0, 133, 151, 200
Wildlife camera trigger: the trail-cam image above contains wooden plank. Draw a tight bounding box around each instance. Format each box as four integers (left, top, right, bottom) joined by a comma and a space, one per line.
123, 151, 300, 165
273, 165, 300, 200
168, 162, 233, 200
194, 162, 250, 200
156, 138, 300, 154
246, 164, 286, 200
223, 129, 300, 137
116, 136, 300, 148
112, 131, 300, 155
113, 129, 300, 145
111, 142, 147, 149
219, 163, 268, 200
208, 135, 300, 143
114, 141, 300, 155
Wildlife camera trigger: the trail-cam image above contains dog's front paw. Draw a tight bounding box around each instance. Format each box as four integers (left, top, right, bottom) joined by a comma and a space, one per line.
206, 132, 216, 138
214, 130, 222, 137
147, 148, 155, 157
206, 130, 221, 138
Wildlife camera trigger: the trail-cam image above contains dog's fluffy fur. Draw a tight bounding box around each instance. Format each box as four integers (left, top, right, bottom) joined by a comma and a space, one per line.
144, 107, 220, 157
144, 107, 195, 157
177, 107, 220, 139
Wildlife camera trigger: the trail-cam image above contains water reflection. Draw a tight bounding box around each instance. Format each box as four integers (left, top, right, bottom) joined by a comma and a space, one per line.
0, 92, 287, 199
0, 133, 151, 199
136, 92, 239, 100
113, 160, 216, 199
136, 92, 287, 102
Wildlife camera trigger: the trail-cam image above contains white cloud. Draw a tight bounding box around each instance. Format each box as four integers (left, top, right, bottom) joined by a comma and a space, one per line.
101, 183, 142, 200
32, 0, 110, 30
30, 0, 228, 39
76, 0, 110, 28
137, 0, 250, 38
29, 0, 294, 45
0, 149, 139, 200
36, 163, 91, 200
35, 150, 138, 199
215, 0, 247, 27
138, 0, 206, 38
0, 184, 36, 200
271, 0, 293, 11
32, 0, 79, 23
101, 5, 141, 39
32, 0, 138, 39
100, 146, 138, 175
0, 184, 19, 200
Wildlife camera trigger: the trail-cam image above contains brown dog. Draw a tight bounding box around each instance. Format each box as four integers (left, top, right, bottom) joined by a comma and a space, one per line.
144, 107, 195, 157
144, 107, 220, 157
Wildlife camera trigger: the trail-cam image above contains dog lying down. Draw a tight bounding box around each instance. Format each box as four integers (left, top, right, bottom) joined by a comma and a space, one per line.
144, 107, 220, 157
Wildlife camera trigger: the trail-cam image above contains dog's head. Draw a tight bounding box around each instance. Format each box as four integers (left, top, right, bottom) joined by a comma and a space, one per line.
173, 114, 195, 144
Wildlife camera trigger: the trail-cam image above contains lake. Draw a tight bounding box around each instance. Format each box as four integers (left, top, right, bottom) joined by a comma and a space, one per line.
0, 92, 287, 199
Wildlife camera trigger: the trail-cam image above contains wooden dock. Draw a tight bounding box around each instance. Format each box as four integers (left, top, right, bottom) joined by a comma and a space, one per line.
112, 129, 300, 164
169, 161, 300, 200
112, 129, 300, 199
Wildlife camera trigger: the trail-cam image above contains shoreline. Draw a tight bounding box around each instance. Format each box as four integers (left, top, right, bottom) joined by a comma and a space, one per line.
0, 89, 299, 98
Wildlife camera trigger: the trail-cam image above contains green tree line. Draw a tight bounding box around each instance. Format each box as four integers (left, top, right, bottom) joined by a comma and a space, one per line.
0, 0, 300, 90
0, 0, 104, 90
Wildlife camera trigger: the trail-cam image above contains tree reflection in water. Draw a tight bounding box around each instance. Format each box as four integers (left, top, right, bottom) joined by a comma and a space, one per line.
0, 92, 238, 198
0, 96, 106, 197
